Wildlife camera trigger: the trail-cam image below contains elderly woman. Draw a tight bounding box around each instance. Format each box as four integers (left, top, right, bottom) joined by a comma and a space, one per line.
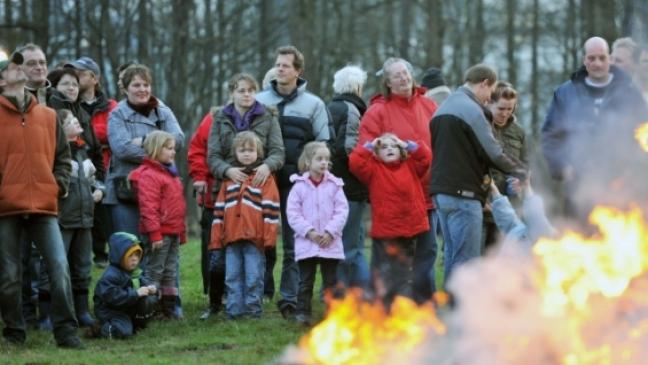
106, 64, 184, 236
327, 65, 370, 290
198, 72, 284, 319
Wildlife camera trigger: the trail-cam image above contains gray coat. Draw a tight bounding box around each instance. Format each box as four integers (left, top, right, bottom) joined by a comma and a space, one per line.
105, 99, 184, 204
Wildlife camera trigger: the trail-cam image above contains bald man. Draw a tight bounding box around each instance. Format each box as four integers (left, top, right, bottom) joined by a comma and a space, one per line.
541, 36, 648, 221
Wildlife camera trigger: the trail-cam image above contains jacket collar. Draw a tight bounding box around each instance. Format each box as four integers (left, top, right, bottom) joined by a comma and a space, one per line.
332, 93, 367, 115
290, 171, 344, 187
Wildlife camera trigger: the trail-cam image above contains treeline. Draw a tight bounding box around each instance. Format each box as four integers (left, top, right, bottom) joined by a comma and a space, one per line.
1, 0, 646, 229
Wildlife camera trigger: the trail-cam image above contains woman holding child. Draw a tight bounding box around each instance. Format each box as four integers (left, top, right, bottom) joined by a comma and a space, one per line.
202, 73, 285, 319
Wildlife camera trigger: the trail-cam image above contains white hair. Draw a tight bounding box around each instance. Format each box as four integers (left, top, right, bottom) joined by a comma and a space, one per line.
332, 65, 367, 94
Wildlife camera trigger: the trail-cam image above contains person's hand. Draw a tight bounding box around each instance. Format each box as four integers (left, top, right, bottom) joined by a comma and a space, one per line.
92, 190, 103, 203
306, 229, 322, 244
252, 164, 271, 186
146, 285, 157, 295
137, 287, 150, 297
319, 232, 334, 248
131, 137, 143, 146
225, 167, 248, 184
193, 181, 207, 194
151, 240, 163, 251
395, 137, 407, 149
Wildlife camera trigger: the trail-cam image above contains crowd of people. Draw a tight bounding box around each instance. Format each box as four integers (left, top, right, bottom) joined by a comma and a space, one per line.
1, 34, 647, 348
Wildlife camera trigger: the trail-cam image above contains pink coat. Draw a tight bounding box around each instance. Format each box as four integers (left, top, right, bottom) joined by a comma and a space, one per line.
286, 171, 349, 262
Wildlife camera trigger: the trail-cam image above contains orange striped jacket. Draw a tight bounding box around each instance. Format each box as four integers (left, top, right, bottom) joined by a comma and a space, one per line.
209, 175, 280, 251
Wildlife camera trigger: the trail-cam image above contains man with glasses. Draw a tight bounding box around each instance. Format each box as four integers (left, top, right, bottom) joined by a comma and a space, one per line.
18, 43, 49, 104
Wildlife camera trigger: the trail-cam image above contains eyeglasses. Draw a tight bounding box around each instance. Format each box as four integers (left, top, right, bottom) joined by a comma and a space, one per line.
24, 60, 47, 67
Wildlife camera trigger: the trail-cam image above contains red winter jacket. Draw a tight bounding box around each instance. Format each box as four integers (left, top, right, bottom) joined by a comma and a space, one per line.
349, 142, 431, 239
90, 98, 118, 171
131, 158, 187, 243
358, 87, 437, 209
187, 111, 216, 208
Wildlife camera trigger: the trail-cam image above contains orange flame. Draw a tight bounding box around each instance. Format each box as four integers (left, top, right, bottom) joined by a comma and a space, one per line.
297, 291, 446, 365
533, 205, 648, 364
634, 122, 648, 152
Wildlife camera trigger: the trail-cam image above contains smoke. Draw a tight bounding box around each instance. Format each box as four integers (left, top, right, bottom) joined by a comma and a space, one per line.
419, 243, 648, 365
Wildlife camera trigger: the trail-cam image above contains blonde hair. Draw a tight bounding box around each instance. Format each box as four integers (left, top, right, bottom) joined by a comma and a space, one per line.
143, 130, 175, 161
374, 133, 408, 161
297, 141, 329, 173
231, 131, 265, 162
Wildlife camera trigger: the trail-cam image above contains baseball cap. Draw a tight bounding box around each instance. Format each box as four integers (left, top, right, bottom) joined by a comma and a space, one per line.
65, 56, 100, 76
0, 52, 24, 73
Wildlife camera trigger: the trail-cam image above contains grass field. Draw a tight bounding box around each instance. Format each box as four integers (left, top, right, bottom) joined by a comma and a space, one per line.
0, 239, 316, 365
1, 236, 444, 365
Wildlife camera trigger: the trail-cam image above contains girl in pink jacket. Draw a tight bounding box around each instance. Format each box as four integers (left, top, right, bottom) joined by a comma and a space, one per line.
286, 142, 349, 326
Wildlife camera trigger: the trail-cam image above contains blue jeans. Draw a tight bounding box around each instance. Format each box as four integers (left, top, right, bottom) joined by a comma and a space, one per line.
0, 215, 77, 343
277, 187, 299, 311
435, 194, 483, 287
39, 227, 93, 292
412, 210, 438, 303
337, 200, 370, 289
225, 241, 265, 318
109, 203, 140, 238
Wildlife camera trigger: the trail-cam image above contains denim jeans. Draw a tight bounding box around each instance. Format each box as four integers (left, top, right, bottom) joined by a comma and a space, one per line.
225, 241, 265, 318
0, 215, 77, 343
39, 228, 93, 292
337, 200, 370, 289
435, 194, 483, 287
109, 203, 140, 238
144, 235, 180, 295
277, 187, 299, 311
412, 210, 438, 303
297, 258, 339, 318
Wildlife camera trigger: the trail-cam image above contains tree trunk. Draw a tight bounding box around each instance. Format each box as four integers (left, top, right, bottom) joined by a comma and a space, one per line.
505, 0, 517, 85
531, 0, 540, 141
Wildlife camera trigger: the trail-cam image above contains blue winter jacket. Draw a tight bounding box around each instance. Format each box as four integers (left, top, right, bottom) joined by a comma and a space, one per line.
93, 235, 151, 319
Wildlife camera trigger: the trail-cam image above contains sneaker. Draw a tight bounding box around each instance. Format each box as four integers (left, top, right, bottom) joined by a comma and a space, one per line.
295, 314, 312, 326
199, 306, 220, 320
57, 335, 84, 349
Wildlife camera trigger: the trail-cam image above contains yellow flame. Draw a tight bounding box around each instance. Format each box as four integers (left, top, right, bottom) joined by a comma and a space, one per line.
634, 122, 648, 152
298, 291, 445, 365
534, 206, 648, 316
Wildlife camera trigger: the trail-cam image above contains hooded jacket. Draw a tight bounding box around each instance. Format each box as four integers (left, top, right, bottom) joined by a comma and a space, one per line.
93, 233, 152, 319
349, 141, 431, 239
358, 87, 437, 209
209, 172, 280, 251
130, 158, 187, 243
0, 93, 71, 216
58, 139, 101, 228
286, 171, 349, 261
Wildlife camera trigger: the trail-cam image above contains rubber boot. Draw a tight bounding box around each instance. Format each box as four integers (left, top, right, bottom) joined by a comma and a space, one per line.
73, 291, 96, 327
161, 295, 180, 320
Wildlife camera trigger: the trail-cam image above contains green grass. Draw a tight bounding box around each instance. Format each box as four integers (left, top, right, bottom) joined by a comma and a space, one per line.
0, 239, 316, 365
1, 237, 445, 365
